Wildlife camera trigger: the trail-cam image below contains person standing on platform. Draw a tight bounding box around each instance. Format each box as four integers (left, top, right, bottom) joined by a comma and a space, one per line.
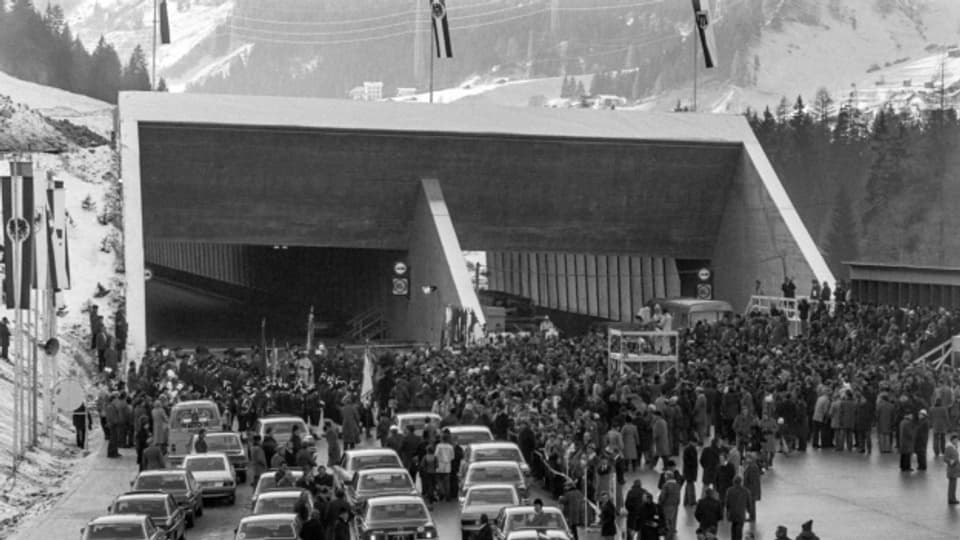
945, 433, 960, 505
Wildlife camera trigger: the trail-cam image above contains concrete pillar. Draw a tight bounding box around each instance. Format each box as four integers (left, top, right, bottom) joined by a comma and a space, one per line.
120, 113, 147, 360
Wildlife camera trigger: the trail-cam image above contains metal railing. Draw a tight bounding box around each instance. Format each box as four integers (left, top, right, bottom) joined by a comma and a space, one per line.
745, 295, 836, 319
346, 306, 387, 342
913, 337, 955, 370
532, 449, 601, 527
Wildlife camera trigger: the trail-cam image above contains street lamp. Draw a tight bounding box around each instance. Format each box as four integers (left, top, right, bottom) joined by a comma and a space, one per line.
421, 285, 437, 295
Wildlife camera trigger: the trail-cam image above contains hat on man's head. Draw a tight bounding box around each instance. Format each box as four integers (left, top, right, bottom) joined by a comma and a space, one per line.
802, 520, 813, 531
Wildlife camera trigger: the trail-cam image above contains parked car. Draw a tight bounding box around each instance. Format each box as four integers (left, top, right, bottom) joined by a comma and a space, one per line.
81, 514, 164, 540
251, 469, 305, 510
460, 442, 530, 478
503, 530, 572, 540
331, 448, 403, 489
345, 468, 419, 510
252, 489, 314, 516
493, 505, 572, 540
107, 491, 186, 540
354, 495, 438, 540
252, 415, 315, 447
458, 484, 520, 540
189, 431, 248, 482
130, 470, 203, 527
181, 452, 237, 504
392, 412, 442, 436
167, 400, 221, 467
233, 513, 299, 540
446, 425, 495, 448
460, 461, 528, 503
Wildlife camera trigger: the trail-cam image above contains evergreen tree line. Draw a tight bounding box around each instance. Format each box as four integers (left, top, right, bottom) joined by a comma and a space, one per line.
745, 89, 960, 276
0, 0, 159, 104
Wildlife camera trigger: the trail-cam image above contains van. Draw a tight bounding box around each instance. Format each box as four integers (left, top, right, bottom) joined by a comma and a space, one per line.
646, 298, 733, 330
167, 400, 221, 466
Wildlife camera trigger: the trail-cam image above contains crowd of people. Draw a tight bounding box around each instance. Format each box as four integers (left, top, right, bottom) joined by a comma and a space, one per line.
87, 289, 960, 540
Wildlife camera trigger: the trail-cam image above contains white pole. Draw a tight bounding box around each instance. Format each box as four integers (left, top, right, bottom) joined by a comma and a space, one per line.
12, 163, 23, 460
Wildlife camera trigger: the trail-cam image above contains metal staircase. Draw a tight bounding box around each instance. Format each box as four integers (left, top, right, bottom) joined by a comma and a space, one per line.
346, 306, 387, 342
912, 337, 955, 370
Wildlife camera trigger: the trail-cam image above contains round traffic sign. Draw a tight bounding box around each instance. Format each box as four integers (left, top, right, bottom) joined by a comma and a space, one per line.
697, 268, 711, 281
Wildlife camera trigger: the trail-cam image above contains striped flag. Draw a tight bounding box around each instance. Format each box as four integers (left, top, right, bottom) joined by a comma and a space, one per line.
430, 0, 452, 58
1, 162, 35, 309
691, 0, 718, 68
47, 181, 70, 292
159, 0, 171, 45
361, 347, 374, 402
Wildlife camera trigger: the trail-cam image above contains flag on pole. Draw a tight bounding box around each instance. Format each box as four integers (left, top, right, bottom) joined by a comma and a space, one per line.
2, 162, 35, 310
47, 181, 70, 292
430, 0, 453, 58
691, 0, 718, 68
361, 347, 374, 403
159, 0, 171, 45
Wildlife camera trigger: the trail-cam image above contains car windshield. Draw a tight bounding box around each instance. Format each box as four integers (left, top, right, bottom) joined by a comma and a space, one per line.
367, 503, 428, 523
468, 466, 522, 483
265, 422, 304, 437
359, 472, 412, 491
351, 455, 401, 470
171, 408, 217, 429
204, 435, 242, 452
255, 497, 300, 515
185, 457, 226, 471
114, 499, 168, 519
135, 475, 186, 490
510, 512, 565, 531
474, 448, 522, 462
454, 430, 493, 444
398, 416, 435, 431
257, 472, 302, 491
467, 488, 516, 506
85, 523, 145, 539
239, 521, 296, 539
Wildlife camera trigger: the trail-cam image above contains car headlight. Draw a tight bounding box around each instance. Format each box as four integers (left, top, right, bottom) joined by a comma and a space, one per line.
418, 526, 436, 539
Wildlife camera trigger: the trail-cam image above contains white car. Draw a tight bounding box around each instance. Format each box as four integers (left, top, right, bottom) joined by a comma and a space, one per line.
446, 425, 495, 448
253, 415, 315, 447
251, 469, 304, 510
493, 506, 572, 540
460, 461, 528, 503
345, 467, 419, 510
252, 489, 314, 516
459, 484, 520, 540
460, 442, 531, 478
332, 448, 403, 489
354, 495, 438, 540
181, 452, 237, 504
81, 514, 164, 540
393, 412, 442, 436
234, 513, 299, 540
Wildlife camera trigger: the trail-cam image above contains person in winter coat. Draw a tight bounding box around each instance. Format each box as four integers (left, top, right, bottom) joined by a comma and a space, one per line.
331, 507, 351, 540
142, 441, 167, 470
621, 416, 640, 471
105, 394, 121, 458
250, 435, 267, 487
795, 519, 821, 540
658, 469, 681, 540
900, 413, 918, 471
838, 391, 857, 451
652, 410, 670, 469
624, 479, 647, 536
916, 409, 931, 471
598, 491, 618, 540
945, 433, 960, 504
325, 425, 342, 467
929, 399, 950, 456
855, 393, 875, 454
724, 476, 750, 540
637, 491, 663, 540
558, 480, 585, 540
716, 452, 735, 501
876, 394, 896, 453
694, 488, 723, 533
339, 398, 362, 450
742, 454, 762, 521
700, 438, 721, 496
682, 440, 699, 506
812, 390, 830, 449
829, 395, 842, 449
151, 401, 168, 453
694, 387, 709, 442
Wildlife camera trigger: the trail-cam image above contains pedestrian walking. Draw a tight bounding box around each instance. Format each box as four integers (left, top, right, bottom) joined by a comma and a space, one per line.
73, 402, 92, 449
682, 439, 699, 507
742, 453, 762, 521
598, 491, 618, 540
724, 476, 750, 540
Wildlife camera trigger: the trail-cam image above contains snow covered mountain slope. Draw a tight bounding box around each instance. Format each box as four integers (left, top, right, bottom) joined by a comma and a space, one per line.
0, 71, 113, 137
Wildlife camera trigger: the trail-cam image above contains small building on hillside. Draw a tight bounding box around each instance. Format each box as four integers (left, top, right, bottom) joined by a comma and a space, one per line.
846, 261, 960, 309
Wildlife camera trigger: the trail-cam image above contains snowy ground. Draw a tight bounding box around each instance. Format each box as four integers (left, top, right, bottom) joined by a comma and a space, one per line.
0, 78, 121, 538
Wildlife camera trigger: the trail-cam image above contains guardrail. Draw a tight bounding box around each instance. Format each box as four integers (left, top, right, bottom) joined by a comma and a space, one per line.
913, 337, 954, 370
745, 295, 836, 319
532, 449, 601, 527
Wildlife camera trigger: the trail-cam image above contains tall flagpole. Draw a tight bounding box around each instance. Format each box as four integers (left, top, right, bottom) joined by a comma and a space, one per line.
692, 32, 698, 112
429, 13, 435, 104
12, 162, 24, 460
152, 0, 158, 90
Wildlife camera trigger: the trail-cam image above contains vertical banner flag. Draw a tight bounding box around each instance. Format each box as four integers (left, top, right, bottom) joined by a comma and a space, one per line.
361, 347, 374, 403
159, 0, 171, 45
47, 181, 70, 291
691, 0, 718, 68
431, 0, 453, 58
2, 163, 35, 309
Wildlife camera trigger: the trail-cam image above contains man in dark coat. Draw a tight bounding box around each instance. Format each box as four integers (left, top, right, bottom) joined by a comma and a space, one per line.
0, 317, 10, 360
299, 509, 325, 540
105, 394, 121, 457
716, 451, 735, 501
916, 409, 931, 471
475, 514, 494, 540
682, 440, 699, 506
899, 413, 917, 471
700, 438, 721, 497
142, 441, 167, 470
262, 428, 278, 466
694, 488, 723, 533
331, 507, 350, 540
73, 402, 92, 448
724, 476, 750, 540
742, 454, 762, 521
558, 481, 585, 540
400, 425, 423, 482
624, 479, 647, 536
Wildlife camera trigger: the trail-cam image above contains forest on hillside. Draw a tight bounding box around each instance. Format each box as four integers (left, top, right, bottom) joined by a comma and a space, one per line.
0, 0, 158, 103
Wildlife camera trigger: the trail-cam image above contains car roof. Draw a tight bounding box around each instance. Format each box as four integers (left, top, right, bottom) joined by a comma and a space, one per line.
239, 513, 298, 524
470, 442, 519, 449
464, 483, 519, 493
116, 492, 170, 500
263, 469, 304, 476
467, 461, 522, 469
365, 495, 427, 506
137, 469, 188, 477
258, 489, 307, 499
395, 412, 440, 419
505, 531, 571, 539
194, 431, 239, 438
183, 452, 229, 460
88, 514, 149, 525
260, 415, 306, 422
503, 506, 563, 514
171, 400, 218, 408
345, 448, 400, 457
356, 467, 410, 475
446, 425, 492, 432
